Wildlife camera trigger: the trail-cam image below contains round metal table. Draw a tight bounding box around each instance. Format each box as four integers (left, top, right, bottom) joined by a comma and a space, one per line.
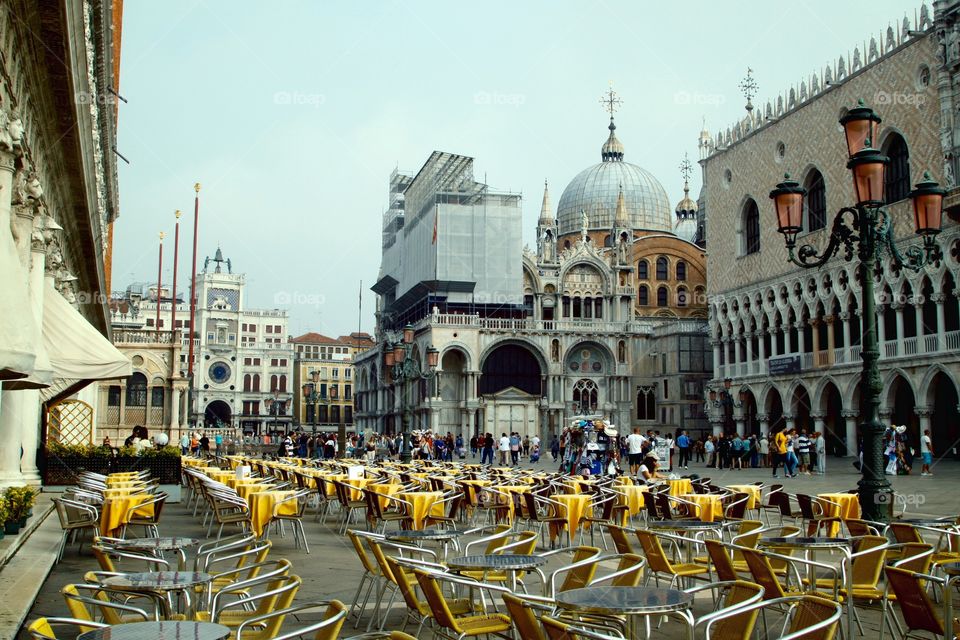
556, 586, 695, 640
447, 554, 547, 592
102, 572, 212, 617
113, 537, 200, 570
386, 528, 463, 559
647, 520, 724, 561
78, 621, 230, 640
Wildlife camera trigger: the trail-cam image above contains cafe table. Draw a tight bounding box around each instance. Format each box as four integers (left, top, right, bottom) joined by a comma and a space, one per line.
386, 528, 463, 559
99, 493, 155, 536
447, 554, 547, 593
113, 537, 200, 571
397, 491, 444, 530
549, 494, 592, 543
247, 490, 299, 537
681, 493, 723, 522
647, 520, 724, 561
725, 484, 762, 510
667, 478, 693, 497
816, 493, 860, 536
78, 621, 230, 640
614, 484, 647, 524
102, 572, 212, 618
556, 586, 695, 640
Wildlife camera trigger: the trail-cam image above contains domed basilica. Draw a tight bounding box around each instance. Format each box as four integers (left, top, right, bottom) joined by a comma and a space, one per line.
355, 93, 712, 442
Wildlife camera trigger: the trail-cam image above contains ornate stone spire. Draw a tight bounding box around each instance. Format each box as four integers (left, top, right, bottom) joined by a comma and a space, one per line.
538, 179, 553, 224
614, 182, 629, 226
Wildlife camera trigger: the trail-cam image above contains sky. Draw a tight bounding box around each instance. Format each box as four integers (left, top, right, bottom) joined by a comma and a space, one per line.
114, 0, 919, 338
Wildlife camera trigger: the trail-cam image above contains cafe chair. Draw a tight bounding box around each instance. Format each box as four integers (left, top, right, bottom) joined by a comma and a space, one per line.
634, 529, 710, 589
52, 497, 100, 563
270, 488, 313, 553
340, 632, 417, 640
236, 600, 348, 640
540, 615, 625, 640
202, 574, 302, 632
25, 617, 108, 640
333, 481, 368, 535
363, 535, 442, 631
387, 556, 481, 636
690, 579, 765, 640
883, 566, 953, 640
91, 543, 169, 573
363, 489, 409, 533
428, 491, 465, 530
194, 533, 257, 571
61, 583, 160, 627
202, 540, 274, 610
795, 494, 841, 537
346, 530, 384, 628
521, 492, 569, 548
604, 523, 636, 555
580, 491, 630, 549
413, 568, 515, 640
700, 594, 842, 640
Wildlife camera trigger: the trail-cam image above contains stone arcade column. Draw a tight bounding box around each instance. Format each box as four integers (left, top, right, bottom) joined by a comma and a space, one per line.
933, 294, 946, 351
839, 312, 851, 354
811, 413, 826, 438
824, 316, 836, 365
915, 407, 932, 440
783, 414, 796, 432
711, 340, 722, 378
758, 329, 767, 374
757, 413, 770, 436
784, 323, 793, 354
842, 410, 859, 457
0, 147, 27, 487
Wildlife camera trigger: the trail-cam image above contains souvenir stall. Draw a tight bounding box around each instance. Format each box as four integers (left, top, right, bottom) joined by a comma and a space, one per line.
560, 415, 619, 476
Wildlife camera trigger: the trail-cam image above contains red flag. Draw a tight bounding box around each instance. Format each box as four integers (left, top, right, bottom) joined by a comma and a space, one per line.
432, 210, 438, 244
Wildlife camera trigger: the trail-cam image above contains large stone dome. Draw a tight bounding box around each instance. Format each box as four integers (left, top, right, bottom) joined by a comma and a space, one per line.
556, 119, 672, 236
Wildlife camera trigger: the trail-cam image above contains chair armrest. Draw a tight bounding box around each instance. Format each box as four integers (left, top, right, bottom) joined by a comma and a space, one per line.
236, 603, 347, 640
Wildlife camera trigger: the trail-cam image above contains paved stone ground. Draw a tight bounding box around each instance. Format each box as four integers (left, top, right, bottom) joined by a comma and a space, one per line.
18, 456, 960, 638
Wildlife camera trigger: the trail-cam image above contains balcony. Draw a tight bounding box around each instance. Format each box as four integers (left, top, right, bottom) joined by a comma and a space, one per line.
413, 312, 697, 336
114, 329, 179, 346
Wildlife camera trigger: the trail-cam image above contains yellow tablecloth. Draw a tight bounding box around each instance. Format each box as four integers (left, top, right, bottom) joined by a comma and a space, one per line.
247, 490, 298, 537
100, 494, 155, 536
182, 458, 209, 468
225, 456, 244, 470
397, 491, 444, 530
105, 478, 146, 489
817, 493, 861, 536
726, 484, 762, 510
367, 483, 403, 511
682, 494, 723, 522
101, 487, 145, 499
460, 480, 492, 506
550, 494, 592, 541
494, 485, 531, 522
616, 485, 648, 522
236, 482, 274, 500
345, 478, 371, 502
206, 470, 235, 484
667, 478, 693, 496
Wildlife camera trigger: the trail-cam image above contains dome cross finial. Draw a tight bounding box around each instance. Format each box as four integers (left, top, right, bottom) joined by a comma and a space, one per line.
679, 153, 693, 196
599, 82, 623, 119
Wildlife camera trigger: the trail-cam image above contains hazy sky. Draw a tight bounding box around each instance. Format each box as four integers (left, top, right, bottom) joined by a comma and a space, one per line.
114, 0, 917, 338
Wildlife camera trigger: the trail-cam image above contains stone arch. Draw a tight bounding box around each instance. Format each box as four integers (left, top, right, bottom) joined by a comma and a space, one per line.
812, 374, 846, 413
787, 379, 814, 430
918, 363, 960, 407
479, 339, 548, 384
559, 259, 609, 294
565, 340, 615, 374
881, 367, 918, 409
438, 343, 474, 371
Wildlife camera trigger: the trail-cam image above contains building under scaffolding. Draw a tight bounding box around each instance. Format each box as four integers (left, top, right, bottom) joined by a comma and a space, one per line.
374, 152, 523, 330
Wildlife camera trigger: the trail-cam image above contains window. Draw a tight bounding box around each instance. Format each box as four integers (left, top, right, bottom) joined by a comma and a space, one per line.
243, 374, 251, 392
743, 199, 760, 255
676, 261, 686, 281
280, 359, 287, 367
331, 405, 341, 424
146, 318, 154, 327
107, 385, 121, 406
344, 384, 352, 400
332, 368, 339, 379
244, 357, 251, 366
677, 286, 688, 307
884, 133, 910, 203
253, 374, 260, 392
656, 256, 668, 280
271, 358, 278, 367
266, 325, 273, 334
639, 285, 649, 306
678, 335, 707, 372
594, 298, 602, 319
270, 375, 278, 392
279, 375, 287, 392
274, 325, 282, 333
345, 369, 352, 379
572, 379, 599, 413
805, 169, 827, 231
636, 385, 656, 420
254, 358, 261, 366
637, 260, 648, 279
663, 379, 669, 399
657, 286, 668, 307
617, 340, 626, 363
126, 372, 147, 407
207, 333, 214, 341
151, 386, 165, 408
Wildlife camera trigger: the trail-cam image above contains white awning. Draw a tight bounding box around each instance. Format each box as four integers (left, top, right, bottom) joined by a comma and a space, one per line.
0, 235, 37, 381
40, 283, 131, 404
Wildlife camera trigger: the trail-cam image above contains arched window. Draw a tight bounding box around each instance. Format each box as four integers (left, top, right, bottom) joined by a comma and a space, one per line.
617, 340, 626, 363
243, 374, 251, 392
743, 199, 760, 255
594, 298, 603, 319
677, 286, 688, 307
884, 133, 910, 203
656, 256, 668, 280
636, 385, 656, 420
676, 260, 687, 281
638, 285, 649, 306
253, 374, 261, 392
126, 372, 147, 407
279, 375, 287, 392
804, 169, 827, 232
270, 374, 278, 392
637, 260, 649, 279
572, 379, 599, 413
657, 286, 668, 307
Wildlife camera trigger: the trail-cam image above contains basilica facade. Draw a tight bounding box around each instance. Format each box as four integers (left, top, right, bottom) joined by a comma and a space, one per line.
354, 112, 712, 443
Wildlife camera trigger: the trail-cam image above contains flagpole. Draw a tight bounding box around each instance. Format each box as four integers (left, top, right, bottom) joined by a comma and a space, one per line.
171, 210, 181, 338
155, 232, 164, 335
187, 183, 201, 429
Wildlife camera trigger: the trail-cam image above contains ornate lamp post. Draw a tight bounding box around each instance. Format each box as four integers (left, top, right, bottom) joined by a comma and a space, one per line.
384, 324, 439, 463
310, 369, 321, 433
768, 101, 944, 522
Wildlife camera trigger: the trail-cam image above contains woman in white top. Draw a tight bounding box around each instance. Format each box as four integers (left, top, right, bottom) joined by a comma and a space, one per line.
639, 454, 663, 483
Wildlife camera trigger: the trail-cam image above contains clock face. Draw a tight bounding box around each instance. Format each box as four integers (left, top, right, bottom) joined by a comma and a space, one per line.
209, 361, 231, 384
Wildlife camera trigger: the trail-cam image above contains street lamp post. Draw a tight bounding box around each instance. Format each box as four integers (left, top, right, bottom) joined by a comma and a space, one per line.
768, 100, 945, 522
383, 324, 439, 463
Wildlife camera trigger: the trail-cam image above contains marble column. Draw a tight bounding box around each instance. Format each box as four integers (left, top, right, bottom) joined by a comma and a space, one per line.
784, 414, 796, 431
757, 413, 770, 436
877, 305, 886, 345
811, 413, 826, 437
16, 198, 45, 484
915, 407, 932, 439
784, 324, 793, 354
0, 150, 25, 487
797, 321, 807, 356
744, 332, 754, 368
839, 312, 851, 353
709, 417, 724, 437
735, 415, 746, 436
758, 329, 767, 374
894, 304, 904, 346
824, 316, 835, 364
841, 410, 859, 457
934, 295, 946, 351
711, 340, 722, 379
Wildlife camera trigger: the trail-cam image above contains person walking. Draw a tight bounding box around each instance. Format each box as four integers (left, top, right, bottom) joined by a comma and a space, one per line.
179, 432, 190, 455
784, 429, 799, 477
813, 431, 825, 474
498, 433, 510, 466
509, 432, 521, 466
694, 438, 705, 463
796, 430, 812, 475
481, 433, 494, 465
469, 434, 478, 458
704, 436, 716, 468
626, 427, 645, 477
759, 434, 770, 467
920, 428, 934, 476
730, 433, 744, 470
676, 430, 691, 469
771, 428, 788, 478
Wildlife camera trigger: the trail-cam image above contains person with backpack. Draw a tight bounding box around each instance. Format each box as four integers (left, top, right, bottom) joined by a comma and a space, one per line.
509, 432, 521, 466
730, 433, 744, 470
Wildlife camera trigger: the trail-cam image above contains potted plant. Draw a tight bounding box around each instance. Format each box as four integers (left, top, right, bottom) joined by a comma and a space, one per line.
5, 486, 37, 530
0, 497, 8, 540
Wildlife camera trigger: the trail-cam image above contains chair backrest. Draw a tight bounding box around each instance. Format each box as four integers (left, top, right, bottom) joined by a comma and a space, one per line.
844, 519, 878, 537
726, 493, 749, 520
709, 581, 765, 640
764, 485, 783, 507
606, 524, 634, 554
795, 494, 817, 520
347, 530, 381, 575
364, 537, 398, 585
245, 576, 302, 635
314, 600, 348, 640
413, 569, 460, 633
895, 542, 933, 573
635, 530, 673, 573
502, 593, 546, 640
541, 615, 594, 640
385, 557, 426, 616
61, 584, 95, 626
556, 546, 602, 593
741, 548, 787, 599
889, 522, 923, 544
786, 595, 843, 640
705, 539, 739, 582
849, 535, 887, 588
731, 520, 764, 547
644, 490, 661, 520
884, 566, 944, 635
655, 492, 676, 520
774, 492, 794, 517
498, 530, 538, 555
608, 553, 645, 587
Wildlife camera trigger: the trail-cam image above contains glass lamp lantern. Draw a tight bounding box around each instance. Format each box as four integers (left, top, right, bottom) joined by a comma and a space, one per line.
839, 101, 882, 157
847, 147, 889, 207
909, 171, 946, 237
769, 174, 807, 247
